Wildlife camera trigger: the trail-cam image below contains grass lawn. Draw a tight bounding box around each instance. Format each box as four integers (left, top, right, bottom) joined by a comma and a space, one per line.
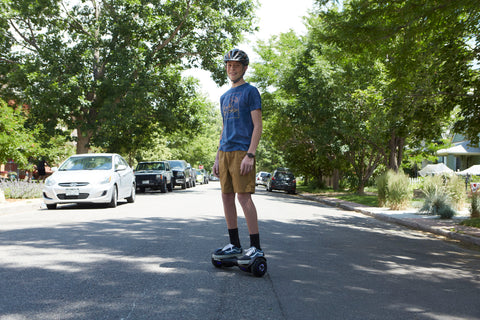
334, 194, 378, 207
297, 185, 379, 207
460, 218, 480, 228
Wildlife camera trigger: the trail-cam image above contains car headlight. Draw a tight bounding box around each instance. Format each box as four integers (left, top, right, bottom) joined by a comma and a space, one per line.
45, 178, 55, 186
156, 174, 162, 179
101, 176, 112, 184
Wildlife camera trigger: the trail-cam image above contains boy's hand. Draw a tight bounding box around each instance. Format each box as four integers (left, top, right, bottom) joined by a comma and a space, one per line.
240, 156, 254, 176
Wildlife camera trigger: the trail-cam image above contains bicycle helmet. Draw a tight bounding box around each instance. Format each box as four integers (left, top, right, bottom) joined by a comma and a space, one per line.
224, 49, 249, 66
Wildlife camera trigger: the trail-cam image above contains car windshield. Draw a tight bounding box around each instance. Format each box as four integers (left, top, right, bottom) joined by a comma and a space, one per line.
136, 162, 164, 171
59, 156, 112, 171
276, 172, 294, 180
168, 161, 184, 169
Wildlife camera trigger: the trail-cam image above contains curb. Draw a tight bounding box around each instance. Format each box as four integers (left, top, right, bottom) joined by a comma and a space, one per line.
298, 194, 480, 249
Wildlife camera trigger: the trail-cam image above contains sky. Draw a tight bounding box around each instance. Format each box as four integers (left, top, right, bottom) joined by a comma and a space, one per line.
184, 0, 316, 104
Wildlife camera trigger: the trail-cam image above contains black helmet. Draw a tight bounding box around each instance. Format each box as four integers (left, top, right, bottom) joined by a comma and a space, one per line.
224, 49, 249, 66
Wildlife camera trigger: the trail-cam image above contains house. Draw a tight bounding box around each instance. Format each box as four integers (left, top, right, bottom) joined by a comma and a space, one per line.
0, 160, 18, 179
437, 134, 480, 171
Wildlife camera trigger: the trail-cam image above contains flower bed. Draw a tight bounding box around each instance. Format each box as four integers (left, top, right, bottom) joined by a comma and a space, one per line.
0, 180, 44, 199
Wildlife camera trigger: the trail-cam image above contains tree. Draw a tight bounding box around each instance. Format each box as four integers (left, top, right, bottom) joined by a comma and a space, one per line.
251, 31, 345, 186
319, 0, 480, 170
0, 98, 40, 168
251, 20, 390, 192
1, 0, 258, 154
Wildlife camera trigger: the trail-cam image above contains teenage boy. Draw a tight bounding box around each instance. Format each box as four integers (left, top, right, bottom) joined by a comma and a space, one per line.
212, 49, 264, 264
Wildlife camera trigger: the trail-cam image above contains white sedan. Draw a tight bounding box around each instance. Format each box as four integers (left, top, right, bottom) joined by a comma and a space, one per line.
43, 153, 136, 209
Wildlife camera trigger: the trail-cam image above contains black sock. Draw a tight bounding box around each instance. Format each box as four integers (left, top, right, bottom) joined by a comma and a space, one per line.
228, 228, 241, 248
249, 233, 261, 250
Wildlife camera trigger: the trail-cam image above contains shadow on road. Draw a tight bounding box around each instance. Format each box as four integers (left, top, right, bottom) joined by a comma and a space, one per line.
1, 198, 479, 319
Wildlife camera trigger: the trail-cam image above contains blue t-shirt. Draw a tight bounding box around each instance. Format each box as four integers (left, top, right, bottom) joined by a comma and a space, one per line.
219, 83, 262, 152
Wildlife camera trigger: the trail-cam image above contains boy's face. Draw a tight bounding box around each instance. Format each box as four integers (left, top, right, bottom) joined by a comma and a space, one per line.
226, 61, 247, 83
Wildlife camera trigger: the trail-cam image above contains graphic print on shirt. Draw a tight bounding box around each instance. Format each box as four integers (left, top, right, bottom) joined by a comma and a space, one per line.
222, 92, 241, 120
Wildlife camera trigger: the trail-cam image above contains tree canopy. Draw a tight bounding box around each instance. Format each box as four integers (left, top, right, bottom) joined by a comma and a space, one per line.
1, 0, 258, 155
251, 0, 480, 192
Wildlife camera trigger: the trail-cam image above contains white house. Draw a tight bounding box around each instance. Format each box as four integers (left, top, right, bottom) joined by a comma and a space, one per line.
437, 134, 480, 172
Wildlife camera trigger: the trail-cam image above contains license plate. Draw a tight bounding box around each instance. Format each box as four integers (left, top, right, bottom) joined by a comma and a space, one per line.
65, 188, 79, 196
142, 180, 150, 184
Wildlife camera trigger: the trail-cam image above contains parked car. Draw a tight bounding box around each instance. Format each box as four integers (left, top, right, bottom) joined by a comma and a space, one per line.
209, 173, 219, 181
195, 168, 209, 184
266, 168, 296, 194
134, 161, 173, 193
167, 160, 192, 189
255, 171, 271, 187
43, 153, 136, 209
189, 163, 196, 187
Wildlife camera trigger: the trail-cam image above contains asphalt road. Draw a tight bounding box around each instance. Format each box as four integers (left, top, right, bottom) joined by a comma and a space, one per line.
0, 183, 479, 320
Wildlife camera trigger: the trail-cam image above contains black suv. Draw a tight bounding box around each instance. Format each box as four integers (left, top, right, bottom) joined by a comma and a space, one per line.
266, 168, 296, 194
167, 160, 192, 189
135, 161, 173, 193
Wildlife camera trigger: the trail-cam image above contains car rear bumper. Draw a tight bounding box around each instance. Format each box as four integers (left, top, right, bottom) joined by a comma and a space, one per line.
271, 183, 296, 191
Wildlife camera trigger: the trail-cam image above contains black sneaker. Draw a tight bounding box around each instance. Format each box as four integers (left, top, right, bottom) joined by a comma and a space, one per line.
212, 244, 243, 259
237, 246, 264, 265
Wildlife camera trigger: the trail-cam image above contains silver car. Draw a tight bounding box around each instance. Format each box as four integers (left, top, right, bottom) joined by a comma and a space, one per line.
43, 153, 136, 209
255, 171, 271, 187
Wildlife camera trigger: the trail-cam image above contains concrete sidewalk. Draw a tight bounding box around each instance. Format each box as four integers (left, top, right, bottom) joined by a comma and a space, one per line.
1, 195, 480, 248
299, 193, 480, 248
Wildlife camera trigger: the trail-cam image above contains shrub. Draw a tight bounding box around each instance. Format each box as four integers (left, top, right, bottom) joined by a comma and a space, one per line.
0, 180, 44, 199
386, 171, 412, 210
445, 174, 466, 210
419, 185, 456, 219
376, 171, 390, 207
421, 175, 444, 196
376, 170, 412, 210
470, 192, 480, 218
437, 204, 456, 219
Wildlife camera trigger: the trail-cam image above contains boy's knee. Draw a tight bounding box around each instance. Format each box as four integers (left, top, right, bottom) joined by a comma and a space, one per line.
236, 193, 252, 205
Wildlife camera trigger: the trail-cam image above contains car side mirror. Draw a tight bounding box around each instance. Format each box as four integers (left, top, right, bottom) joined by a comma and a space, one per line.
116, 164, 127, 171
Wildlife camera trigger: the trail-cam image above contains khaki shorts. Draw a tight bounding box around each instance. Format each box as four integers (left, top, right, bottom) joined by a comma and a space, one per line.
218, 150, 256, 194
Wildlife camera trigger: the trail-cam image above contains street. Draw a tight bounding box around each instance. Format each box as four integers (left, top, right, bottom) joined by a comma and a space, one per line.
0, 183, 479, 320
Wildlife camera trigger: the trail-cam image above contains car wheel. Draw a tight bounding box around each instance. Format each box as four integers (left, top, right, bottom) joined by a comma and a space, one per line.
46, 203, 57, 210
167, 181, 173, 192
108, 186, 118, 208
126, 183, 136, 203
160, 180, 167, 193
182, 182, 187, 189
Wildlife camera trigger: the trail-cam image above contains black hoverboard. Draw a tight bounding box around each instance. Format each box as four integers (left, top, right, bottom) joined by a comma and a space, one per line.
211, 253, 267, 277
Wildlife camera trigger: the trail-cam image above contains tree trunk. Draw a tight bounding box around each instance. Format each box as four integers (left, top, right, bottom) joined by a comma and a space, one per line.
76, 128, 93, 154
332, 169, 340, 190
356, 178, 365, 194
388, 132, 406, 172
